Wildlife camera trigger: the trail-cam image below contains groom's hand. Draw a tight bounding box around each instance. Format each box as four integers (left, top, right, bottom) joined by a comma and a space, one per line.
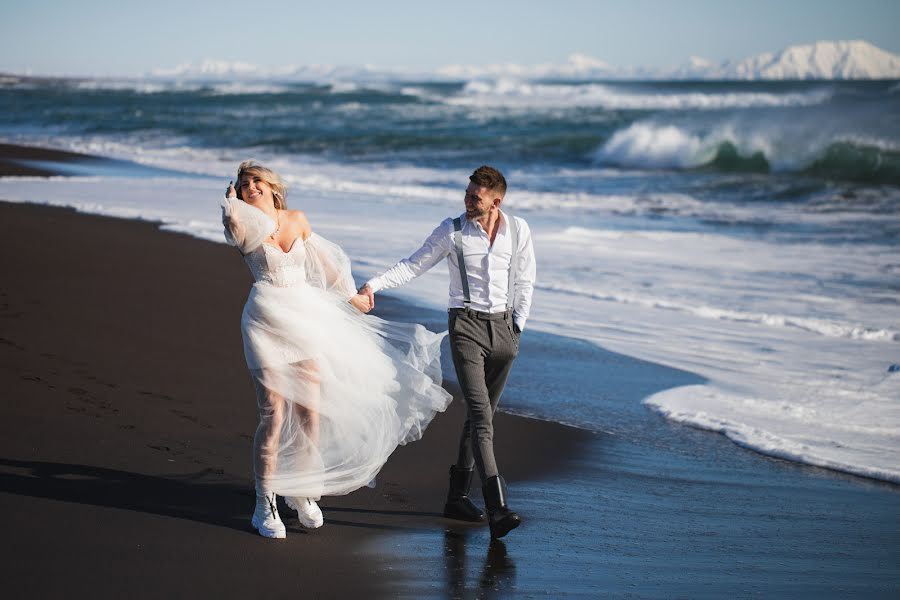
359, 283, 375, 310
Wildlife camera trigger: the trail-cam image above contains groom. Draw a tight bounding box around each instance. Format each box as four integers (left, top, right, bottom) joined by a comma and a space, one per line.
360, 165, 536, 539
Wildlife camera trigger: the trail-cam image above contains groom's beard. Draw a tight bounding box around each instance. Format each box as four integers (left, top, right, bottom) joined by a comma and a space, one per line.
465, 206, 489, 220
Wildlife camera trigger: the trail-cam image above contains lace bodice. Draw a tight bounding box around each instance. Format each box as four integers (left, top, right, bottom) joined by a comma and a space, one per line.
244, 239, 308, 287
222, 197, 357, 299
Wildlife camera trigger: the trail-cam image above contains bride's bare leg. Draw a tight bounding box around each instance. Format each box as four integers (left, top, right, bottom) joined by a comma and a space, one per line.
285, 360, 325, 521
292, 360, 321, 448
252, 373, 285, 491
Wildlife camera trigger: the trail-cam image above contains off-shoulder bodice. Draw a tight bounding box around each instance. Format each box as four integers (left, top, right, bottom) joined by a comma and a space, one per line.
245, 238, 308, 288
222, 198, 358, 299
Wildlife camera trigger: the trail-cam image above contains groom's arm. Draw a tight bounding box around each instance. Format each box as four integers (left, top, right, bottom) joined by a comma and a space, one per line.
511, 218, 536, 332
361, 219, 453, 300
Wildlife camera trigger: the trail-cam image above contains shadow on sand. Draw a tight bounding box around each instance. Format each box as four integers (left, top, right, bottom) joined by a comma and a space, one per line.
0, 458, 252, 533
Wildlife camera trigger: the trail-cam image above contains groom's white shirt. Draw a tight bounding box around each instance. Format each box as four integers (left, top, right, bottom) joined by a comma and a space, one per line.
365, 210, 536, 331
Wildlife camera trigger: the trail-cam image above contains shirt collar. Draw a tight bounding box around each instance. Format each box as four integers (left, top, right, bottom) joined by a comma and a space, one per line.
460, 209, 508, 235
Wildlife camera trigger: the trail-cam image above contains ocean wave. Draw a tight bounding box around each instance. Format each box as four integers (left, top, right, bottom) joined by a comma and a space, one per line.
538, 280, 899, 342
206, 82, 294, 95
443, 79, 832, 110
644, 383, 900, 484
804, 141, 900, 183
9, 76, 353, 97
71, 79, 206, 94
596, 122, 900, 184
504, 190, 708, 216
49, 78, 294, 96
329, 81, 360, 94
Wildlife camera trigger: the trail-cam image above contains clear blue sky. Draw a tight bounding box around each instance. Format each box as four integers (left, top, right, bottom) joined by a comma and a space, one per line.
3, 0, 898, 76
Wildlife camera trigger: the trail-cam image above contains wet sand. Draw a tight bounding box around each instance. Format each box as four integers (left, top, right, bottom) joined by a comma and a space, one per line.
0, 143, 91, 176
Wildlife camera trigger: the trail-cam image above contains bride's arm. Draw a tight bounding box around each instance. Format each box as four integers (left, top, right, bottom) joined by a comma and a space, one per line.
221, 183, 276, 255
221, 182, 245, 248
304, 229, 371, 312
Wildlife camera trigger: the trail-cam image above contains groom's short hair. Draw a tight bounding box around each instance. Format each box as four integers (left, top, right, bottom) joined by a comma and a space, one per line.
469, 165, 507, 197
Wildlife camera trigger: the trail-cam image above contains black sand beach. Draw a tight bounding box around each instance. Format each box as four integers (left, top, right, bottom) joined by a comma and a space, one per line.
1, 145, 899, 598
0, 199, 593, 598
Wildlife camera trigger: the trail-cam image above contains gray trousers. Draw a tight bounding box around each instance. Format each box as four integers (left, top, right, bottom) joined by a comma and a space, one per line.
448, 307, 520, 481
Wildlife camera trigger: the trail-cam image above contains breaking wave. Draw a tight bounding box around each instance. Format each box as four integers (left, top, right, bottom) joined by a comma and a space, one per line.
444, 79, 832, 110
596, 122, 900, 184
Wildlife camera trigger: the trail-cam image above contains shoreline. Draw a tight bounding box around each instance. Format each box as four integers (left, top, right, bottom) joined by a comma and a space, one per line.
0, 142, 202, 178
0, 142, 94, 176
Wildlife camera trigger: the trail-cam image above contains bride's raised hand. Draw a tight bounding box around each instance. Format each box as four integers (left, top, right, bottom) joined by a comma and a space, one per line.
349, 293, 372, 314
222, 180, 240, 231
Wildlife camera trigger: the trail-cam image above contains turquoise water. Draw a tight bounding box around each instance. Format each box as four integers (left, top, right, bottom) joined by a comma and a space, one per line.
2, 78, 899, 183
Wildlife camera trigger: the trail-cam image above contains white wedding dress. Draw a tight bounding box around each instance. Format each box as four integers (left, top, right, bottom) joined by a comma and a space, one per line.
222, 197, 452, 499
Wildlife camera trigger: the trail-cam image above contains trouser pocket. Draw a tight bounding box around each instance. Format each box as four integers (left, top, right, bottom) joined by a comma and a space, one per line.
505, 318, 519, 351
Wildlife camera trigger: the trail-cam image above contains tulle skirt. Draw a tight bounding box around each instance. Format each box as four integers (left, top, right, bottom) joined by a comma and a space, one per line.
241, 280, 452, 498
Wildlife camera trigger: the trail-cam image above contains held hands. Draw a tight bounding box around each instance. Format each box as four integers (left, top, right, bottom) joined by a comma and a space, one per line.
358, 283, 375, 310
226, 180, 237, 199
349, 293, 372, 314
349, 284, 375, 314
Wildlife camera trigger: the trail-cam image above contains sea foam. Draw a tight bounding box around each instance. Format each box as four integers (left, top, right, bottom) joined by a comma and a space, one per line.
444, 80, 832, 111
644, 380, 900, 483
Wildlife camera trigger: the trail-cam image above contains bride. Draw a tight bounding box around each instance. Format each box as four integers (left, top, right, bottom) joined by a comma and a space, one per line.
222, 161, 452, 539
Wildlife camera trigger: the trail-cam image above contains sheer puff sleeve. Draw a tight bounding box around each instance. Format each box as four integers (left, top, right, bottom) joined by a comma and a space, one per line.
221, 197, 277, 255
304, 233, 357, 301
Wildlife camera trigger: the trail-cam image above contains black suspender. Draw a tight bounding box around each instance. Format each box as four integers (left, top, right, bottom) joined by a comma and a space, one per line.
506, 214, 519, 310
452, 217, 472, 308
452, 215, 518, 310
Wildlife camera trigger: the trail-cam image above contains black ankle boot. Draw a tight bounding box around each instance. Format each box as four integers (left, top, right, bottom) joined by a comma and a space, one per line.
443, 466, 485, 522
482, 475, 521, 539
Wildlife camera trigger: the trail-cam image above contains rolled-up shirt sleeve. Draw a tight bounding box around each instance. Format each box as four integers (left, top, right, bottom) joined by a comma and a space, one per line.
512, 218, 536, 332
366, 219, 453, 292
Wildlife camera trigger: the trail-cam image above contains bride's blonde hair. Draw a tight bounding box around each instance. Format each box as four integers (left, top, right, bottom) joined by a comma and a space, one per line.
235, 160, 287, 209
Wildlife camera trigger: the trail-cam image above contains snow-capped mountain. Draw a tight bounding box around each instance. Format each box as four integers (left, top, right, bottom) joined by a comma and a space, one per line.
702, 40, 900, 80
148, 60, 414, 82
437, 40, 900, 80
141, 40, 900, 82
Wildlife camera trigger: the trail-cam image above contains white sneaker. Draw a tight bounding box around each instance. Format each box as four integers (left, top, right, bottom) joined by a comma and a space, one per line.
251, 491, 286, 539
286, 496, 324, 529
